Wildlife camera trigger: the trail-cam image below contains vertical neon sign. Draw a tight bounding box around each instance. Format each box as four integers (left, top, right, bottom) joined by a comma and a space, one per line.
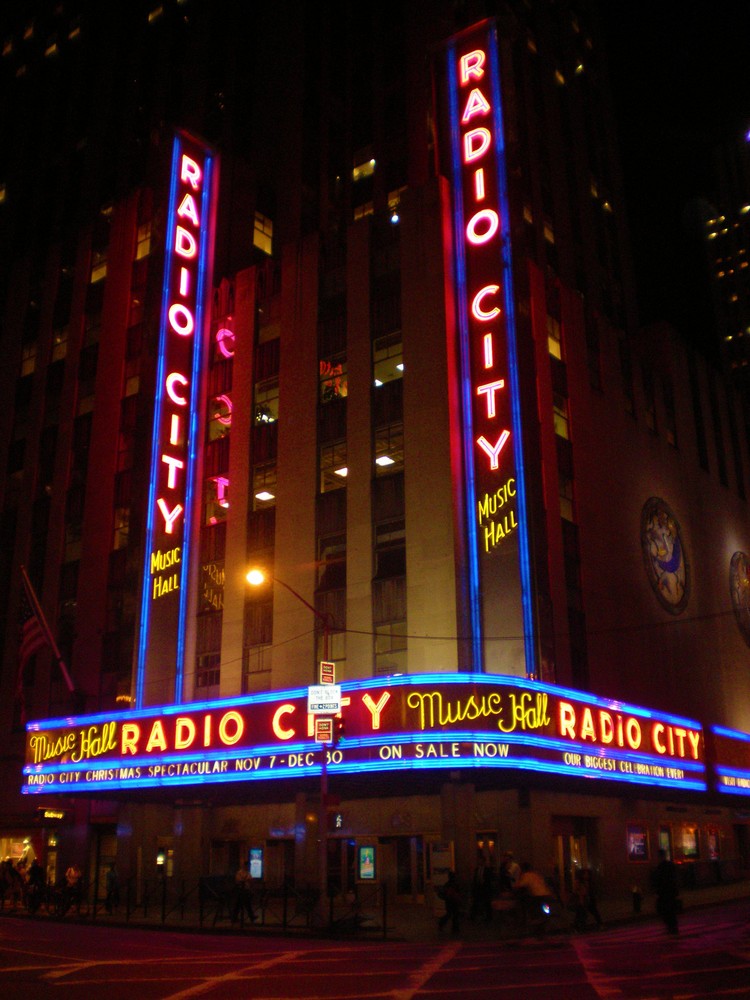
446, 22, 536, 676
136, 131, 218, 708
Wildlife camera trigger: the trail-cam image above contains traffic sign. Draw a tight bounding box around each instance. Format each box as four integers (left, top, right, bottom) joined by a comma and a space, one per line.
314, 717, 333, 743
320, 660, 335, 684
307, 684, 342, 714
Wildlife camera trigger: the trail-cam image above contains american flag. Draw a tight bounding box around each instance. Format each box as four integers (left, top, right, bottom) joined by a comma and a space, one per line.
18, 587, 48, 675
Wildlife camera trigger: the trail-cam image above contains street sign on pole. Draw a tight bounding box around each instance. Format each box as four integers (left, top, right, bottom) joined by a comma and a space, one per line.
307, 684, 342, 714
320, 660, 335, 685
314, 717, 333, 743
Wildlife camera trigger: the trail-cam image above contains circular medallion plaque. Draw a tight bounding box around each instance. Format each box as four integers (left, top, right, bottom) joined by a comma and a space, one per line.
641, 497, 688, 614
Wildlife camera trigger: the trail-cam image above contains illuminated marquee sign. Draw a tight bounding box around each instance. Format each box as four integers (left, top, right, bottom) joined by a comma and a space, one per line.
444, 21, 534, 674
136, 131, 218, 708
23, 675, 706, 795
711, 725, 750, 795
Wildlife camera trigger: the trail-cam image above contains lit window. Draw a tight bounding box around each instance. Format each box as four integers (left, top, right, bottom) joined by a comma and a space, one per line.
523, 204, 533, 224
148, 6, 164, 24
51, 326, 68, 362
319, 356, 348, 402
252, 463, 276, 510
373, 333, 403, 386
124, 375, 140, 397
2, 41, 12, 57
352, 158, 376, 182
388, 186, 407, 225
554, 69, 566, 86
559, 475, 574, 522
547, 315, 562, 359
44, 41, 58, 58
23, 23, 34, 40
543, 219, 555, 244
113, 507, 130, 550
553, 393, 569, 439
135, 222, 152, 260
319, 440, 347, 493
20, 341, 36, 377
254, 376, 279, 424
204, 475, 229, 525
253, 212, 273, 256
374, 422, 404, 474
208, 393, 232, 441
354, 202, 374, 221
90, 249, 107, 284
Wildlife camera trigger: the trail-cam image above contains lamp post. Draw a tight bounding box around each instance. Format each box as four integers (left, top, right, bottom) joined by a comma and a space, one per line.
246, 568, 334, 926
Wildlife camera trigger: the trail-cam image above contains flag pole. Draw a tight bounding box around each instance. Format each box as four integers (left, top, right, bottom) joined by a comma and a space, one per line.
20, 564, 76, 694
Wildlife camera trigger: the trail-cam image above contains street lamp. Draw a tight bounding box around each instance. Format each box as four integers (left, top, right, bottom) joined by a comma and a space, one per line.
245, 568, 332, 663
246, 567, 334, 926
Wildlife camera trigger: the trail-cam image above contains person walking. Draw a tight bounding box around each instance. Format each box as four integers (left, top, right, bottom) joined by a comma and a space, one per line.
438, 871, 462, 935
652, 849, 680, 935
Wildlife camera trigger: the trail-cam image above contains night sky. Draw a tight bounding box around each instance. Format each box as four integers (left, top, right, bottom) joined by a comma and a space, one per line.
600, 1, 750, 352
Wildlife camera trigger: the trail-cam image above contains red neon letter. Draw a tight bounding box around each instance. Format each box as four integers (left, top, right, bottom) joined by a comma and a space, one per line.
558, 701, 576, 739
212, 394, 233, 426
466, 209, 499, 245
166, 372, 189, 406
169, 413, 182, 445
476, 379, 505, 418
121, 723, 140, 755
157, 498, 184, 534
472, 285, 501, 321
174, 226, 197, 259
168, 303, 195, 337
161, 454, 185, 489
461, 87, 491, 123
177, 192, 200, 227
463, 127, 491, 163
216, 327, 235, 358
362, 691, 391, 730
477, 431, 510, 470
181, 154, 202, 190
273, 704, 296, 741
175, 717, 196, 750
459, 49, 485, 84
483, 333, 494, 368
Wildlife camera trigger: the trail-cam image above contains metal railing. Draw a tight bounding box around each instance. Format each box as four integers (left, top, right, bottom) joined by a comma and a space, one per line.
0, 875, 390, 939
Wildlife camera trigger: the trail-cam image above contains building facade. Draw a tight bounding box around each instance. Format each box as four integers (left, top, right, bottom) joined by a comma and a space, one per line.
2, 0, 750, 910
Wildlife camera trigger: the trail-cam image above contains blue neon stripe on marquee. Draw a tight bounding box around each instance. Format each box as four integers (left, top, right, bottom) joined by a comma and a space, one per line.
487, 26, 536, 677
447, 41, 484, 672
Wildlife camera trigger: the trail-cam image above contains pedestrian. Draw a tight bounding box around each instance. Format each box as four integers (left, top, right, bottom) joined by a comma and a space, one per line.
26, 858, 45, 914
513, 861, 552, 933
469, 854, 494, 922
499, 851, 520, 891
64, 863, 82, 914
572, 868, 603, 931
651, 849, 680, 935
232, 862, 255, 924
437, 871, 462, 935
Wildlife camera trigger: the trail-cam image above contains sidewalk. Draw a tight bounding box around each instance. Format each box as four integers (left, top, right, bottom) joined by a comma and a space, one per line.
383, 877, 750, 943
2, 877, 749, 943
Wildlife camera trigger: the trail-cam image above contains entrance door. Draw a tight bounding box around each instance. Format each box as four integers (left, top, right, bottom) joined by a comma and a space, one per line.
395, 835, 425, 900
551, 816, 597, 896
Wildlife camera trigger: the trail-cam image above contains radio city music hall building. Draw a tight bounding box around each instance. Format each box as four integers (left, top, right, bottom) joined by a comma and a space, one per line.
2, 1, 750, 909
